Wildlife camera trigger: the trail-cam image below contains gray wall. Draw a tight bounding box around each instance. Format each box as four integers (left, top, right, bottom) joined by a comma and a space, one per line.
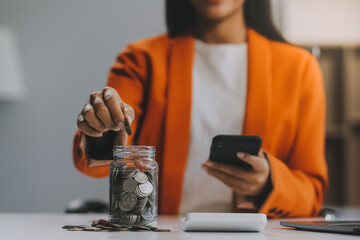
0, 0, 282, 213
0, 0, 164, 212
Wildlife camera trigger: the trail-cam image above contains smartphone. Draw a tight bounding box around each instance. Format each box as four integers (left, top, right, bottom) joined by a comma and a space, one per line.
209, 135, 262, 169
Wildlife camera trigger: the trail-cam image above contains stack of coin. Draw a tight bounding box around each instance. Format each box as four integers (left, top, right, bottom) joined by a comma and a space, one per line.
110, 162, 157, 227
62, 219, 170, 232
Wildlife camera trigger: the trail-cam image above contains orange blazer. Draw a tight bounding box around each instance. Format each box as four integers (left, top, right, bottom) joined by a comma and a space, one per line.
73, 29, 328, 218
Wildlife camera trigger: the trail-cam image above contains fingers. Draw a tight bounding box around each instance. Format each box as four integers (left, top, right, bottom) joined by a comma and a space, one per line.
77, 113, 102, 137
203, 167, 249, 194
202, 160, 252, 180
82, 103, 107, 132
77, 87, 135, 137
204, 167, 262, 196
89, 92, 116, 130
102, 88, 125, 129
236, 151, 268, 172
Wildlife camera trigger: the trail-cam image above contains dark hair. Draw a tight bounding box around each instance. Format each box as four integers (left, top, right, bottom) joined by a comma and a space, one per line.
166, 0, 286, 43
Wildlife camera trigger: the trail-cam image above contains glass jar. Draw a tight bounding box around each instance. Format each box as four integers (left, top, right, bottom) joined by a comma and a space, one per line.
109, 145, 158, 227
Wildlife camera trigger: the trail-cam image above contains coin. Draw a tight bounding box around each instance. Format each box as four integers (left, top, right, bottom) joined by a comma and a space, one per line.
145, 171, 155, 181
110, 159, 157, 227
141, 208, 155, 221
130, 214, 141, 225
62, 219, 169, 232
121, 167, 137, 178
122, 193, 137, 210
123, 178, 138, 193
131, 226, 151, 231
133, 196, 147, 212
132, 204, 146, 214
99, 219, 122, 228
124, 118, 133, 136
132, 207, 146, 214
98, 219, 129, 230
67, 228, 85, 231
137, 181, 153, 197
137, 196, 148, 204
134, 172, 149, 184
153, 228, 171, 232
94, 224, 113, 229
83, 226, 105, 232
113, 210, 131, 223
62, 225, 86, 229
108, 228, 129, 232
118, 200, 132, 212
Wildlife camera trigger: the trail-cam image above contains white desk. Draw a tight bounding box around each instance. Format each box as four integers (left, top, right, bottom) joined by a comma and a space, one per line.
0, 213, 359, 240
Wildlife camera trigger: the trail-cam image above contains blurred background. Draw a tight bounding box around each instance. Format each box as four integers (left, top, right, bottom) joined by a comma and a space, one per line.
0, 0, 359, 212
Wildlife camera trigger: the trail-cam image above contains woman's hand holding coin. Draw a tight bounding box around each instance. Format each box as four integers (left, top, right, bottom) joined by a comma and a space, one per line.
77, 86, 134, 137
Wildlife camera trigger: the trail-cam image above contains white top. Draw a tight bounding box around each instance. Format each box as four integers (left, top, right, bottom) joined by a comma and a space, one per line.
179, 39, 248, 214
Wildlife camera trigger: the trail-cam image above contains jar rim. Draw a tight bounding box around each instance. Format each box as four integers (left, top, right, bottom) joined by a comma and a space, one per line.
113, 145, 155, 151
113, 145, 156, 160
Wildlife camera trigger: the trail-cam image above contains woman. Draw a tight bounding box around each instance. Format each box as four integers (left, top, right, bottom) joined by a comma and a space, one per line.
73, 0, 328, 217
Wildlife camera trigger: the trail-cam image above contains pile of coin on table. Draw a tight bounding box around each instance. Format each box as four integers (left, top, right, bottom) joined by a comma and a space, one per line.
62, 219, 170, 232
110, 162, 157, 226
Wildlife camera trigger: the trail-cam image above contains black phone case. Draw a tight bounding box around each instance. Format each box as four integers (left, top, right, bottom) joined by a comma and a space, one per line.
209, 135, 262, 169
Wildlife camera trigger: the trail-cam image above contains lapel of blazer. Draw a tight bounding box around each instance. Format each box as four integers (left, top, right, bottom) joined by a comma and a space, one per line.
243, 29, 272, 147
161, 36, 194, 214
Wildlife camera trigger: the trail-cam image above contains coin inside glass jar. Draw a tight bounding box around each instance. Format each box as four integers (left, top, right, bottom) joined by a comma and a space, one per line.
121, 193, 137, 210
138, 181, 153, 196
123, 178, 138, 193
141, 208, 155, 221
110, 146, 157, 227
134, 172, 149, 184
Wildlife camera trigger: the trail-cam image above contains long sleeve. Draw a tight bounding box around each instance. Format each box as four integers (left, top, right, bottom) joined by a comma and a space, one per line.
73, 45, 149, 178
258, 55, 328, 217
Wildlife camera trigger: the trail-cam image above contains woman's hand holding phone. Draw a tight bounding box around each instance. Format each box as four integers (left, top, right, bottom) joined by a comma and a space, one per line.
202, 150, 270, 197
